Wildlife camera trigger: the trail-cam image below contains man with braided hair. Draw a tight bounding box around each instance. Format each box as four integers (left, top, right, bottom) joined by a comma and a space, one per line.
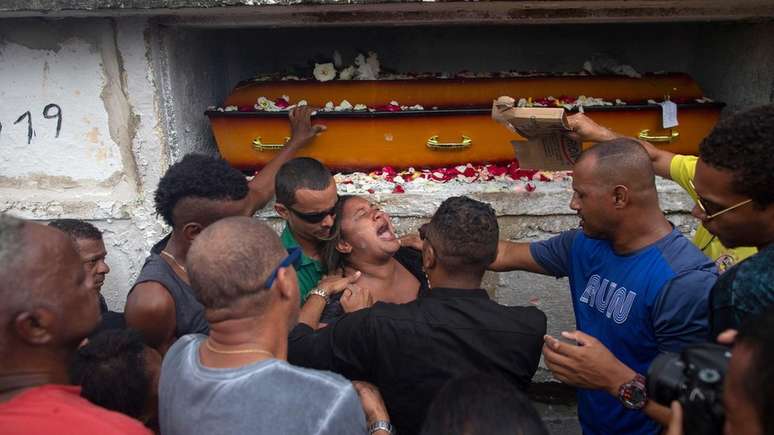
289, 196, 547, 435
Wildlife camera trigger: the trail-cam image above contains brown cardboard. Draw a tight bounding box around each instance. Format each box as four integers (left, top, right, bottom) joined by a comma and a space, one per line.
492, 96, 581, 170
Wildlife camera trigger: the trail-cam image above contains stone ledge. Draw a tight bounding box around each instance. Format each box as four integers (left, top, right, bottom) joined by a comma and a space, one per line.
2, 0, 773, 24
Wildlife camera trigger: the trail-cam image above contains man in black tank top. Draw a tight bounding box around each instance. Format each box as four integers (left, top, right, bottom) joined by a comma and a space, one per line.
125, 107, 324, 354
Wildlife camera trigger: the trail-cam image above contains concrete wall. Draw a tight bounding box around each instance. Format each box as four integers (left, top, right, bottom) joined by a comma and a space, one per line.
0, 18, 168, 306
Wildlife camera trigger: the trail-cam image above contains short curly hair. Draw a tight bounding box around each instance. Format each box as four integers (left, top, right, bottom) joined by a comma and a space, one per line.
154, 154, 249, 227
699, 104, 774, 208
426, 196, 499, 272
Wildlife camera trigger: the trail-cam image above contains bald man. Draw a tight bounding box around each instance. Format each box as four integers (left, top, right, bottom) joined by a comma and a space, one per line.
490, 138, 717, 435
0, 215, 150, 435
158, 217, 379, 435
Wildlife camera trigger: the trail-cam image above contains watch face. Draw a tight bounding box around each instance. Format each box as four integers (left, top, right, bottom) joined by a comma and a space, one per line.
622, 383, 647, 409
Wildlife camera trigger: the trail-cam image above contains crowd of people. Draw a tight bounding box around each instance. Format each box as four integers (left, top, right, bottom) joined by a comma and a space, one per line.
0, 102, 772, 435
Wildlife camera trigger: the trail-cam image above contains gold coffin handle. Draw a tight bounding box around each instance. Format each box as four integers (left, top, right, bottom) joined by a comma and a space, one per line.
426, 135, 472, 150
252, 136, 290, 151
638, 129, 679, 144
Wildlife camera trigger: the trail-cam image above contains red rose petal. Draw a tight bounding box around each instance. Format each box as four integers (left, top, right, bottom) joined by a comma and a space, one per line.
392, 185, 405, 193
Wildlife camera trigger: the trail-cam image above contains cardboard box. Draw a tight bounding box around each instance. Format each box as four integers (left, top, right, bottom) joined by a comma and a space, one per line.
492, 97, 581, 170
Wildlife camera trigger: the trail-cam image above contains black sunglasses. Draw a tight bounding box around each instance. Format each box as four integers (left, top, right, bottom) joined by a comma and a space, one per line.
287, 204, 337, 223
286, 196, 340, 223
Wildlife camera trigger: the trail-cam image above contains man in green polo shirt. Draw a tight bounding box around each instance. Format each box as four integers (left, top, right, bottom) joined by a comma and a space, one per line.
274, 157, 339, 301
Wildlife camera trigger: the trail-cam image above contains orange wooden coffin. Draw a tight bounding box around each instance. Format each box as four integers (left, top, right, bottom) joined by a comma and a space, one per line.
207, 74, 723, 171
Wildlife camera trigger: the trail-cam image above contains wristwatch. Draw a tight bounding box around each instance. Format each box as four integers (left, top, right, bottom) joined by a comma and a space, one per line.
308, 287, 330, 304
618, 373, 648, 410
368, 420, 394, 434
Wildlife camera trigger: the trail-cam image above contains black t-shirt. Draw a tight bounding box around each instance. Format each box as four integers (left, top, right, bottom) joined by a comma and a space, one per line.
319, 247, 428, 324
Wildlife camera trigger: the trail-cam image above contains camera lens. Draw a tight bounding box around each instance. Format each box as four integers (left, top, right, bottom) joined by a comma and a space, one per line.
647, 352, 686, 406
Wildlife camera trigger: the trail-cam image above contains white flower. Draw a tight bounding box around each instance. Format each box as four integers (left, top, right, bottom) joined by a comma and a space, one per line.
339, 66, 356, 80
335, 100, 353, 111
354, 53, 379, 80
324, 101, 335, 111
297, 100, 308, 106
408, 104, 424, 111
313, 63, 336, 82
224, 105, 238, 112
353, 104, 368, 111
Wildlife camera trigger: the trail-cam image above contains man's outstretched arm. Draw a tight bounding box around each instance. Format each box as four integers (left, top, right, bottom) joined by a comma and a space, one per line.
566, 113, 674, 179
244, 105, 326, 215
489, 241, 548, 274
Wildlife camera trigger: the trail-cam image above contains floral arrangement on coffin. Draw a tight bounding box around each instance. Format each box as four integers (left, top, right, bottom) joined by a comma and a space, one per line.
333, 161, 572, 195
209, 94, 715, 114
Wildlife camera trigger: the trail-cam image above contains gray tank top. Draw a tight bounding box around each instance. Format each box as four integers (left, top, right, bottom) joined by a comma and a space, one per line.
131, 253, 209, 337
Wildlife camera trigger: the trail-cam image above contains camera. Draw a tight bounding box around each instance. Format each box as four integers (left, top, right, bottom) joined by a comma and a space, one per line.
647, 342, 732, 435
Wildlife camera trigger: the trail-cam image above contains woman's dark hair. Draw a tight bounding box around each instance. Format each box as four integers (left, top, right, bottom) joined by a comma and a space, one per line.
69, 329, 151, 420
420, 373, 548, 435
320, 195, 357, 273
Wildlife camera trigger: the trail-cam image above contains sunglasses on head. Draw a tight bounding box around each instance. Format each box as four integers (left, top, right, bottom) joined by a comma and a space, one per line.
264, 247, 303, 289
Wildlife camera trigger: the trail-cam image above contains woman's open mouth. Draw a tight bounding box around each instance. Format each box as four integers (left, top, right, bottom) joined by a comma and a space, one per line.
377, 220, 396, 241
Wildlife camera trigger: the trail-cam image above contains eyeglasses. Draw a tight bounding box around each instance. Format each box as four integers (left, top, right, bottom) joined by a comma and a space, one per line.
688, 180, 753, 221
264, 247, 302, 289
286, 201, 338, 224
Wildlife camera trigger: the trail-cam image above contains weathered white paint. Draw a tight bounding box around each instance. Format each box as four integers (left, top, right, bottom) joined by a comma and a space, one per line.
0, 36, 124, 182
0, 18, 167, 310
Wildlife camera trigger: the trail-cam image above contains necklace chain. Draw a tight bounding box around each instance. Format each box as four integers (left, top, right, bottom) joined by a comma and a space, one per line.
161, 250, 187, 272
205, 339, 275, 357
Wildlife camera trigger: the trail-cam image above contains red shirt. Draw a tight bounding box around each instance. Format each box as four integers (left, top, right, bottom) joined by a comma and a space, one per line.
0, 384, 151, 435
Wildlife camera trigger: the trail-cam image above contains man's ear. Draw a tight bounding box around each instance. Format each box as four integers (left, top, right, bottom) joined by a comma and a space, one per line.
612, 185, 629, 209
14, 309, 55, 345
273, 266, 298, 302
182, 222, 204, 242
422, 242, 437, 271
274, 203, 290, 220
336, 239, 352, 255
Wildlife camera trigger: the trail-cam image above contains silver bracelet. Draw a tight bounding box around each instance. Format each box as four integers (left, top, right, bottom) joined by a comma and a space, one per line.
368, 420, 394, 434
308, 287, 329, 304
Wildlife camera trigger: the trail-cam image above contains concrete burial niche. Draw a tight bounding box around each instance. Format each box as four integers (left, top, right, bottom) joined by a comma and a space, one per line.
1, 5, 774, 432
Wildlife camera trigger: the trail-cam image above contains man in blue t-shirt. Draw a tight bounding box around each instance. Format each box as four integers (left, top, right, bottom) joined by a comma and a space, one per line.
490, 138, 717, 435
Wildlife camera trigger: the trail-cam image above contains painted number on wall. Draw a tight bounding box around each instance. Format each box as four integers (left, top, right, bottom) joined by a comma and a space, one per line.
0, 104, 62, 144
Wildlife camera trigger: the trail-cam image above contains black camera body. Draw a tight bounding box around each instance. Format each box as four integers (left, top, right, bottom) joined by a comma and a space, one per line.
647, 342, 732, 435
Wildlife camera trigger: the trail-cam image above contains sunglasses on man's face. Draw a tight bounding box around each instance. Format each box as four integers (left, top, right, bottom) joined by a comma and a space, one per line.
286, 201, 338, 224
264, 247, 303, 289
